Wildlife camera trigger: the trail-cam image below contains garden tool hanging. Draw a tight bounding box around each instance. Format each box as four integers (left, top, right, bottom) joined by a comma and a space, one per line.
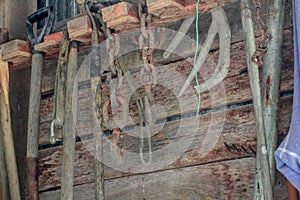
47, 30, 77, 200
85, 1, 105, 199
26, 6, 54, 200
50, 30, 70, 145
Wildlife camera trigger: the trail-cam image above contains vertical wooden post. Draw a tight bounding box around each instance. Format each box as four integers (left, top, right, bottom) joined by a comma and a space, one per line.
61, 41, 79, 200
0, 54, 21, 200
262, 0, 285, 186
240, 0, 273, 199
0, 27, 9, 200
0, 113, 9, 200
26, 53, 43, 200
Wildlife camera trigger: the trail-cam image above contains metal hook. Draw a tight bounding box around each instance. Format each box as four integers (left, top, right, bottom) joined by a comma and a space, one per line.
50, 119, 56, 144
139, 96, 152, 165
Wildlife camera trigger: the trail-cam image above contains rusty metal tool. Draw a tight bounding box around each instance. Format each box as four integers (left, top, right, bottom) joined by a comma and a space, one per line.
50, 30, 70, 145
26, 6, 54, 200
163, 15, 195, 59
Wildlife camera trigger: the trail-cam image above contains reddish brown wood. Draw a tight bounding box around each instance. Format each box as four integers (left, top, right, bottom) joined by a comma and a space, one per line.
102, 2, 140, 31
39, 158, 255, 200
147, 0, 192, 25
37, 95, 292, 192
44, 31, 63, 42
26, 157, 38, 200
0, 39, 31, 71
183, 0, 233, 12
34, 32, 64, 56
67, 15, 93, 44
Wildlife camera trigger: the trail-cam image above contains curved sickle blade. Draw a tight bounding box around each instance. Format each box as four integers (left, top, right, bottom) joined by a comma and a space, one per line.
163, 15, 196, 59
178, 7, 231, 97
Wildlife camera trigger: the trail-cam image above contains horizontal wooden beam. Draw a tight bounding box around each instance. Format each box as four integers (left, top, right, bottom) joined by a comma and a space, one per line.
37, 94, 293, 191
40, 158, 255, 199
0, 39, 31, 71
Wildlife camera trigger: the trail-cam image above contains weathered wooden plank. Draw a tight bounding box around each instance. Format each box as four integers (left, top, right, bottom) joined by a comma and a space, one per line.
34, 32, 63, 57
67, 14, 93, 44
37, 95, 292, 191
147, 0, 192, 25
38, 104, 254, 191
39, 162, 290, 200
40, 157, 255, 199
0, 40, 31, 71
9, 67, 31, 199
37, 28, 293, 145
102, 2, 140, 31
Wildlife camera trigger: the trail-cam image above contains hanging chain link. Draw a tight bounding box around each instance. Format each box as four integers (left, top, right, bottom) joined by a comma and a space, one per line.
138, 0, 157, 106
103, 28, 128, 130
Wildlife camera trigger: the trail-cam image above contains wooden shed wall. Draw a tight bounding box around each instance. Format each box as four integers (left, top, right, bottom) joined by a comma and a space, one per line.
8, 0, 294, 199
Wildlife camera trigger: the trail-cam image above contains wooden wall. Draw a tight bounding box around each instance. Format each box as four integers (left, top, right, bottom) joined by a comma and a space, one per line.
9, 0, 293, 199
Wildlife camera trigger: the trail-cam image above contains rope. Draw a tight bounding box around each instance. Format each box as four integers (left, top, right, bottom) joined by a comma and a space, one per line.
194, 0, 201, 116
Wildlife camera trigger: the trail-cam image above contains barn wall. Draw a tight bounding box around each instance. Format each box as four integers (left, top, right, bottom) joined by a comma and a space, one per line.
7, 0, 293, 199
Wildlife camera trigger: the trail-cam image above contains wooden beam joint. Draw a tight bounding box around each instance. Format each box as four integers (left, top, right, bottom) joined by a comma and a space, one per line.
1, 40, 31, 71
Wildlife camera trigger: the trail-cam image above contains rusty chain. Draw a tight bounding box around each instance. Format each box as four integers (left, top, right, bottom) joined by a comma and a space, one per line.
251, 0, 272, 67
138, 0, 156, 106
103, 28, 128, 130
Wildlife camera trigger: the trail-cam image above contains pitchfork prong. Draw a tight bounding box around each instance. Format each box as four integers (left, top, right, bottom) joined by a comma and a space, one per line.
178, 8, 231, 97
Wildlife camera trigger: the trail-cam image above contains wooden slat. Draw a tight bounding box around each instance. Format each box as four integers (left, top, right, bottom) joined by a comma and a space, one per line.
0, 39, 31, 71
39, 161, 290, 200
37, 95, 292, 192
40, 158, 255, 199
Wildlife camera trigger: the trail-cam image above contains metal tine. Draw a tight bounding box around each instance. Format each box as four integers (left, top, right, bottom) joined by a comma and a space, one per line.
178, 8, 231, 97
163, 15, 196, 59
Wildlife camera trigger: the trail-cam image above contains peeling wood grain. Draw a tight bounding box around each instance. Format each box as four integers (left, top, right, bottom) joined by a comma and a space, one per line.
40, 157, 255, 200
39, 159, 290, 200
37, 95, 293, 191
